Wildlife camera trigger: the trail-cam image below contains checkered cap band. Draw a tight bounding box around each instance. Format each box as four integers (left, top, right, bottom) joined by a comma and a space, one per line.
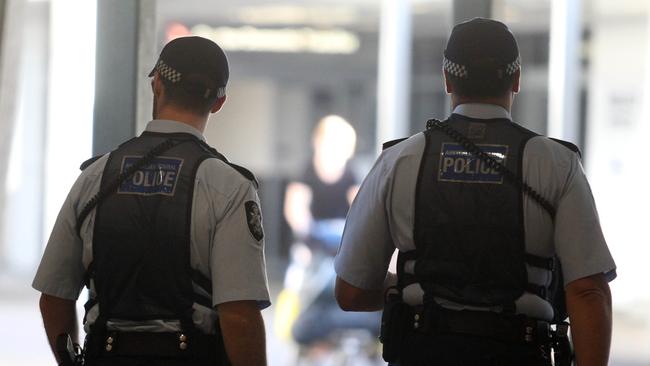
155, 59, 182, 83
444, 55, 521, 79
505, 56, 521, 75
443, 57, 469, 79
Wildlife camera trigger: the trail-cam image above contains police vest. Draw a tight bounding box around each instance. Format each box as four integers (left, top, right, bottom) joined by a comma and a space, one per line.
84, 131, 256, 333
395, 115, 569, 316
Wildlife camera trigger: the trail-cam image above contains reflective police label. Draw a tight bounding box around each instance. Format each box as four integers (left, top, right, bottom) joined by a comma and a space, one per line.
245, 201, 264, 241
438, 143, 508, 184
117, 156, 184, 196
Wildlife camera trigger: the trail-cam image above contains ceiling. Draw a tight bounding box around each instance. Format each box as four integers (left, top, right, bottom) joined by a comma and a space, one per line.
154, 0, 564, 37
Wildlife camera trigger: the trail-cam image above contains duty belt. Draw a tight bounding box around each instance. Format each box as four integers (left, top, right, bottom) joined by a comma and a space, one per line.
410, 304, 553, 345
86, 331, 223, 360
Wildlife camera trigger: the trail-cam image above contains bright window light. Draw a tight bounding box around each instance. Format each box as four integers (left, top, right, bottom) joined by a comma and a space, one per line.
44, 0, 97, 242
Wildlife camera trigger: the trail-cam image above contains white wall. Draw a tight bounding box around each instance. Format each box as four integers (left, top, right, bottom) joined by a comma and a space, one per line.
586, 0, 649, 307
204, 78, 277, 176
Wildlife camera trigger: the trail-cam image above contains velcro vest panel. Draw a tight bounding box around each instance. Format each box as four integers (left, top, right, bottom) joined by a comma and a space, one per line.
413, 115, 538, 307
92, 131, 216, 323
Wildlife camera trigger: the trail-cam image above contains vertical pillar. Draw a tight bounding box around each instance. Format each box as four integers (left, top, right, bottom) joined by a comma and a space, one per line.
136, 0, 157, 134
547, 0, 582, 143
376, 0, 412, 149
0, 0, 5, 49
94, 0, 157, 151
0, 0, 24, 269
94, 0, 154, 155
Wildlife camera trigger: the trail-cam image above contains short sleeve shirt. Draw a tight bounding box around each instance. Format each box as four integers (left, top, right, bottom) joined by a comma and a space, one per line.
32, 120, 270, 334
335, 103, 616, 320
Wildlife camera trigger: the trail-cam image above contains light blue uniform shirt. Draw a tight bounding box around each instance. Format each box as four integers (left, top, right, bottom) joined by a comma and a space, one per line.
33, 120, 271, 334
335, 104, 616, 320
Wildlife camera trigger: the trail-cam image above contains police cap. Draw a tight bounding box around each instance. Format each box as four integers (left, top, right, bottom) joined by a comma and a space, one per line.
149, 36, 229, 99
443, 18, 520, 80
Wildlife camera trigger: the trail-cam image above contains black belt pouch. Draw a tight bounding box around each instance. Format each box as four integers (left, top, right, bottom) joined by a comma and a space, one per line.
380, 296, 410, 362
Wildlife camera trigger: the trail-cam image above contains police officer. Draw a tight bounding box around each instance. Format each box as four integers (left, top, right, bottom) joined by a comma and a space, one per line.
33, 36, 270, 366
334, 18, 616, 366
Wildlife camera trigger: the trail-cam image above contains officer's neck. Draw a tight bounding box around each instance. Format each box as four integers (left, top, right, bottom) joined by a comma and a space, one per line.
155, 106, 209, 133
450, 93, 513, 113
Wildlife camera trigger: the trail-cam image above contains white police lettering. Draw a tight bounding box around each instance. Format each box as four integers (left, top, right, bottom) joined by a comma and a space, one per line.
438, 143, 508, 184
117, 156, 184, 196
444, 156, 498, 175
130, 169, 175, 188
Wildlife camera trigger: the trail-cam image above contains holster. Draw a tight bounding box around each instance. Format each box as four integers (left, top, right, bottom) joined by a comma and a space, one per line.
56, 333, 83, 366
380, 293, 410, 363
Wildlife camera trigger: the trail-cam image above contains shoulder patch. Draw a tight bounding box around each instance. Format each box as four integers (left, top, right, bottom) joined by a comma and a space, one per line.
382, 137, 408, 151
245, 201, 264, 241
550, 138, 582, 159
80, 155, 103, 171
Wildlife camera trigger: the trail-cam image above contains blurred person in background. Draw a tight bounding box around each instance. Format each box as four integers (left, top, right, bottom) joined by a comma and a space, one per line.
33, 36, 269, 366
276, 115, 381, 362
334, 18, 615, 366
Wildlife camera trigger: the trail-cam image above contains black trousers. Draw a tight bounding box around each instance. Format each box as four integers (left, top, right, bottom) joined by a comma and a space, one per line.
390, 331, 552, 366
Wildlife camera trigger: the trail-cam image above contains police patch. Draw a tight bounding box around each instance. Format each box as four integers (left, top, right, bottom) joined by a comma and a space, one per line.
117, 156, 184, 196
245, 201, 264, 241
438, 143, 508, 184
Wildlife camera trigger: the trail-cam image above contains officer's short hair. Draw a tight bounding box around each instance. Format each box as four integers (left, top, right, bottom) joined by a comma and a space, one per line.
160, 75, 220, 115
443, 18, 520, 98
149, 36, 229, 114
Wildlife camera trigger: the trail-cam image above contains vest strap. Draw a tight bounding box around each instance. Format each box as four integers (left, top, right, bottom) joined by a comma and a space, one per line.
396, 250, 419, 290
526, 283, 548, 299
191, 269, 213, 295
525, 253, 554, 270
382, 137, 408, 151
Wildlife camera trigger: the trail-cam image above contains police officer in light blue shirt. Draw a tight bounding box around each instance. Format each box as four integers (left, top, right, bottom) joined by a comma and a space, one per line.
335, 18, 615, 366
33, 36, 269, 366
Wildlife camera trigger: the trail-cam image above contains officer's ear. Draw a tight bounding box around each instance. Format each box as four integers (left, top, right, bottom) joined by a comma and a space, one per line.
443, 71, 453, 94
210, 95, 227, 114
512, 68, 521, 94
152, 73, 165, 97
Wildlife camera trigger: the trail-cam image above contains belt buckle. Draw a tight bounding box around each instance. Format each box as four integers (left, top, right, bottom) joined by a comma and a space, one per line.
412, 304, 435, 333
179, 333, 189, 351
524, 320, 551, 343
411, 306, 423, 331
104, 332, 116, 352
536, 320, 551, 342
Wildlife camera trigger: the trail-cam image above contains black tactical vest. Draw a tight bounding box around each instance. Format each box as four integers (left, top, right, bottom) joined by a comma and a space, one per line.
88, 131, 237, 331
405, 115, 540, 309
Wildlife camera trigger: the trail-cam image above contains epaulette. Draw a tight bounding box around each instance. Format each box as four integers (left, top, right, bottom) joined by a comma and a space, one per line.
226, 162, 259, 189
382, 137, 408, 151
550, 138, 582, 159
118, 136, 138, 148
80, 155, 103, 171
